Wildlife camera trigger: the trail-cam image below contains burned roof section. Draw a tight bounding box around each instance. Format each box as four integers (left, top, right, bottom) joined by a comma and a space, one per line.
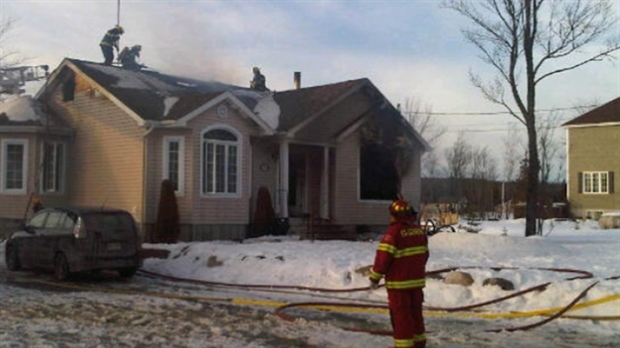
0, 95, 68, 128
65, 59, 240, 121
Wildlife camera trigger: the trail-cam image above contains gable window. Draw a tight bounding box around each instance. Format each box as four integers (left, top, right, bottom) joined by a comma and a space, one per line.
359, 143, 397, 201
1, 139, 28, 194
40, 142, 65, 193
201, 126, 241, 196
163, 136, 185, 195
583, 171, 610, 194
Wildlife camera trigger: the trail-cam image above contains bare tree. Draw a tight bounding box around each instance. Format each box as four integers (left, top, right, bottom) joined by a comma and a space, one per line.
0, 17, 22, 70
471, 145, 498, 181
402, 97, 447, 177
424, 151, 441, 178
444, 132, 472, 203
469, 145, 499, 218
502, 123, 523, 182
444, 0, 619, 236
537, 111, 563, 185
1, 17, 28, 99
445, 132, 472, 180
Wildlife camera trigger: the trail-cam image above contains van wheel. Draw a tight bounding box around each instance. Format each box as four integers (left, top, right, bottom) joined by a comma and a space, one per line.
6, 244, 21, 271
54, 253, 70, 281
118, 267, 138, 278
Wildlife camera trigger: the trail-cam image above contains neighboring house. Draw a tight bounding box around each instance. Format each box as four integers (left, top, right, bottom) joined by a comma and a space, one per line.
0, 58, 429, 241
562, 97, 620, 219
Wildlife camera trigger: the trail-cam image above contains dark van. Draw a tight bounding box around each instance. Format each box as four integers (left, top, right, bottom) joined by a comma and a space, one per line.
5, 207, 142, 280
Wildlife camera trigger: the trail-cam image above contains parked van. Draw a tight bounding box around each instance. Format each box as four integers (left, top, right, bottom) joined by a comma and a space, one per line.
5, 207, 142, 280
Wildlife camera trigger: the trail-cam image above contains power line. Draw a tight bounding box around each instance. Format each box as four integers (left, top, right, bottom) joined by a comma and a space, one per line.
401, 104, 599, 116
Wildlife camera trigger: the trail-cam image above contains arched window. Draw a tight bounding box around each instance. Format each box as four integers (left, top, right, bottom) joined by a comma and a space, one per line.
201, 127, 240, 196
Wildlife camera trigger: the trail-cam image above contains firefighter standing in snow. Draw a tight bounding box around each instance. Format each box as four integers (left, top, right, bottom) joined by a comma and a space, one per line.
370, 199, 429, 348
100, 25, 124, 65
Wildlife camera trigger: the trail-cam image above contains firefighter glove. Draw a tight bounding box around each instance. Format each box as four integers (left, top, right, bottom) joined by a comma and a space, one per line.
369, 277, 380, 290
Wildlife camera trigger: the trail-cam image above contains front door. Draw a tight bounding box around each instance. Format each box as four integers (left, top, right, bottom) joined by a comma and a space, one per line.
288, 153, 306, 217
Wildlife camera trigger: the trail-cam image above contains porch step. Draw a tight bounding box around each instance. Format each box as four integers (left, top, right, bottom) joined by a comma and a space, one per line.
304, 218, 357, 241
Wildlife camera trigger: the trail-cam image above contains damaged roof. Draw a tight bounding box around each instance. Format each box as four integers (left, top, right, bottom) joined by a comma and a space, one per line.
62, 59, 243, 121
34, 59, 428, 149
0, 95, 69, 129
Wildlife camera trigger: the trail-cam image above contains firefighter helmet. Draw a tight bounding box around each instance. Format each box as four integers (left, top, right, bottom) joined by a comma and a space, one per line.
115, 25, 125, 34
389, 199, 417, 220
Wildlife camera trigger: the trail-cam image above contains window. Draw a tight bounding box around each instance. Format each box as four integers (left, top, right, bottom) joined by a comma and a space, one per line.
359, 143, 398, 201
45, 211, 65, 228
1, 139, 28, 194
28, 211, 48, 228
201, 127, 240, 196
40, 142, 65, 193
163, 136, 185, 195
583, 172, 609, 194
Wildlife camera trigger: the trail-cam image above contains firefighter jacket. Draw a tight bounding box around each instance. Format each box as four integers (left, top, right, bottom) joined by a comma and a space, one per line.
100, 28, 122, 49
370, 221, 428, 290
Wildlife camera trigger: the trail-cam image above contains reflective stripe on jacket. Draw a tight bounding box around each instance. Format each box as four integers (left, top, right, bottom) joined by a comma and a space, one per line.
370, 221, 428, 290
100, 28, 121, 48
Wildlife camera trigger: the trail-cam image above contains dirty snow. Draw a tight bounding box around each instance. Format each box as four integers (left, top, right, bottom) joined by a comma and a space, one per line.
1, 218, 619, 347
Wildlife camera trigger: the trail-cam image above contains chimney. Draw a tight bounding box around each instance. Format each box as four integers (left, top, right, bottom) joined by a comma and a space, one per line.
294, 72, 301, 90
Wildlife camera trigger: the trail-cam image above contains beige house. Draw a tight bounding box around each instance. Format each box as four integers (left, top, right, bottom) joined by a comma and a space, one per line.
0, 58, 429, 240
562, 97, 619, 219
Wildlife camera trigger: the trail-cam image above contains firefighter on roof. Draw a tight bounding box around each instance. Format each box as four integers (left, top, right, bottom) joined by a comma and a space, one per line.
370, 199, 429, 348
250, 67, 268, 91
119, 45, 145, 71
100, 25, 124, 66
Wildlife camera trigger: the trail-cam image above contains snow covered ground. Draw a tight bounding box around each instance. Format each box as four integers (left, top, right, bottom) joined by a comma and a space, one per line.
1, 218, 619, 347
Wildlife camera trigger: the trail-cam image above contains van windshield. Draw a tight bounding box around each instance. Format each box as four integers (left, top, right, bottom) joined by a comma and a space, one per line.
82, 213, 135, 232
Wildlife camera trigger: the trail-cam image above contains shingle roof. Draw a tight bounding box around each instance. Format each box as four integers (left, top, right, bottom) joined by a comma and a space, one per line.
273, 79, 368, 131
562, 97, 620, 127
66, 59, 240, 121
50, 59, 425, 148
62, 59, 373, 131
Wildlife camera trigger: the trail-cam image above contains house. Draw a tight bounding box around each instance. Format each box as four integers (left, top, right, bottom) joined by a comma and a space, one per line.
0, 58, 429, 241
562, 97, 619, 219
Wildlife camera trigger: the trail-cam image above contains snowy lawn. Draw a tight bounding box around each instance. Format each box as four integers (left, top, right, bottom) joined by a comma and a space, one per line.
1, 218, 619, 347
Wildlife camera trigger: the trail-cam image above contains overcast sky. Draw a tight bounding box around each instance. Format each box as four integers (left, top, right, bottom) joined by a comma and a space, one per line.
2, 0, 619, 176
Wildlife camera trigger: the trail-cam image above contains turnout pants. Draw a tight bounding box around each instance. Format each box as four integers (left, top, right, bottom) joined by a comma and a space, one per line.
388, 287, 426, 348
101, 45, 114, 65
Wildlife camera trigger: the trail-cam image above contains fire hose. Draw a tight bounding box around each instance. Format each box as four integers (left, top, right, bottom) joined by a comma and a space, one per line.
10, 266, 618, 336
136, 266, 619, 334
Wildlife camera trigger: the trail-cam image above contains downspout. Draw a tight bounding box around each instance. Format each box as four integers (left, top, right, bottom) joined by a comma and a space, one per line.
141, 121, 156, 241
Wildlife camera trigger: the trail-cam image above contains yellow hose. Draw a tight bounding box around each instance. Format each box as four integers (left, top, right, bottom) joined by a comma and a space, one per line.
9, 276, 620, 321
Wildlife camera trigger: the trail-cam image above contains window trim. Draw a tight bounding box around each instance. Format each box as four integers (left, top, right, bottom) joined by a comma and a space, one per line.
39, 141, 66, 194
200, 125, 242, 198
1, 139, 29, 195
162, 136, 185, 196
583, 171, 609, 194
